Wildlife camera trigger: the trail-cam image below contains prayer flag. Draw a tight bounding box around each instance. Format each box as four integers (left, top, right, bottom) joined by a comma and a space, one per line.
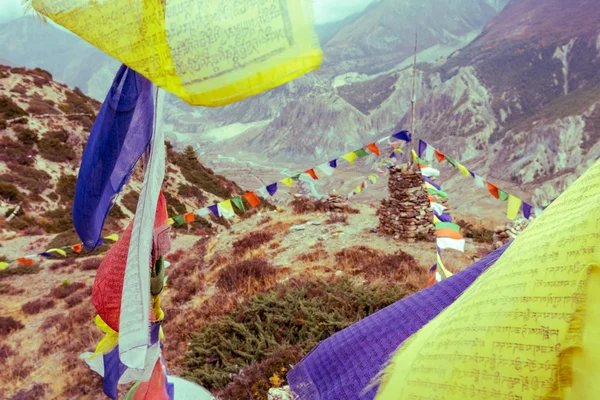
437, 237, 466, 252
173, 215, 186, 226
316, 163, 335, 177
487, 182, 500, 199
195, 208, 210, 217
218, 200, 235, 219
291, 174, 301, 180
183, 212, 195, 224
266, 183, 278, 196
329, 159, 337, 168
430, 202, 446, 215
208, 204, 220, 218
48, 248, 68, 257
392, 130, 411, 142
507, 195, 522, 220
72, 243, 83, 254
103, 234, 119, 242
306, 169, 319, 180
498, 190, 509, 202
436, 229, 463, 240
446, 157, 457, 167
424, 145, 435, 162
435, 222, 460, 232
423, 177, 441, 190
474, 174, 485, 189
257, 187, 269, 199
368, 175, 378, 184
168, 218, 174, 225
522, 203, 533, 219
243, 192, 261, 208
427, 188, 448, 199
535, 207, 543, 217
231, 196, 245, 212
355, 185, 362, 194
342, 152, 358, 164
0, 262, 8, 270
354, 148, 370, 158
366, 143, 380, 156
435, 149, 445, 163
418, 140, 427, 158
17, 257, 34, 265
457, 163, 471, 177
280, 177, 294, 187
33, 0, 323, 107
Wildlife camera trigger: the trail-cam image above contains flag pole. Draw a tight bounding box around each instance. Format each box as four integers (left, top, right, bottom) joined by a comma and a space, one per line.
407, 30, 419, 167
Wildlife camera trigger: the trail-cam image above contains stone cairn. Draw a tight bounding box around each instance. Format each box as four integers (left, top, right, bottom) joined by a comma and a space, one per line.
493, 217, 531, 249
377, 164, 436, 242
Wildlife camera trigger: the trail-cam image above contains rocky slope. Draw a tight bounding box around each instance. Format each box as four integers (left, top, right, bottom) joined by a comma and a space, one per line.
0, 65, 244, 245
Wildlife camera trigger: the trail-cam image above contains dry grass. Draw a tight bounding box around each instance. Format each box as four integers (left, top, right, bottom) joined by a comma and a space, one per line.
232, 231, 274, 255
0, 316, 24, 335
50, 281, 85, 299
325, 213, 349, 225
216, 258, 279, 294
335, 246, 428, 290
21, 298, 56, 315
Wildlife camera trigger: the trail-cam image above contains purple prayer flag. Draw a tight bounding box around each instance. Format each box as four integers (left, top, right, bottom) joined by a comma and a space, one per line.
329, 159, 337, 168
288, 244, 510, 400
434, 211, 453, 223
208, 204, 220, 217
469, 170, 475, 178
418, 139, 427, 158
429, 264, 437, 273
392, 130, 411, 142
522, 203, 533, 219
73, 64, 154, 250
266, 183, 278, 196
40, 252, 53, 258
423, 177, 441, 190
390, 151, 396, 159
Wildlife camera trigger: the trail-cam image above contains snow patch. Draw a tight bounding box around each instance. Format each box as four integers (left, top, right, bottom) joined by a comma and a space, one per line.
553, 38, 576, 95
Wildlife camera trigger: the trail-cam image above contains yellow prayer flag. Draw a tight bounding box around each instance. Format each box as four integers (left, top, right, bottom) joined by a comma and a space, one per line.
376, 159, 600, 400
280, 177, 294, 187
368, 175, 378, 184
432, 215, 440, 224
411, 149, 418, 161
103, 234, 120, 242
506, 194, 522, 220
355, 185, 362, 194
48, 248, 67, 257
341, 152, 358, 164
168, 218, 175, 225
456, 163, 471, 177
33, 0, 322, 107
0, 262, 8, 270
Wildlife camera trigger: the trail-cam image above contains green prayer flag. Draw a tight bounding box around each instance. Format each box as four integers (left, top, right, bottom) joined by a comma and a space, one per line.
428, 187, 448, 199
232, 196, 245, 212
416, 156, 429, 166
173, 215, 186, 226
291, 174, 301, 180
354, 148, 370, 158
498, 189, 509, 201
435, 222, 461, 232
446, 157, 457, 167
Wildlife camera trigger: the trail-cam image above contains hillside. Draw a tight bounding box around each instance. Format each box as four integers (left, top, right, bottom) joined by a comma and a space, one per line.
0, 64, 245, 250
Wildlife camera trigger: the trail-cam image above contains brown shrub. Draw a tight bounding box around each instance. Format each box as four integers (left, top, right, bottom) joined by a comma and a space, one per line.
326, 213, 348, 225
0, 316, 24, 335
297, 248, 328, 263
0, 283, 25, 296
0, 95, 28, 119
65, 291, 87, 308
216, 258, 278, 293
49, 258, 76, 271
39, 313, 64, 331
80, 258, 102, 271
258, 216, 273, 225
50, 281, 85, 299
0, 343, 15, 361
335, 246, 427, 289
21, 298, 56, 315
22, 226, 44, 236
10, 384, 47, 400
38, 130, 76, 162
232, 231, 274, 255
9, 357, 33, 381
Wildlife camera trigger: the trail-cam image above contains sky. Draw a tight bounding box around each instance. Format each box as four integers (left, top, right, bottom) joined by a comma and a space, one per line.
0, 0, 376, 25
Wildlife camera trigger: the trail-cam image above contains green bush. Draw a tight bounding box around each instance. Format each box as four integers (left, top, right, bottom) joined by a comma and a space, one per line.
0, 96, 28, 119
17, 128, 39, 146
184, 278, 408, 390
39, 130, 76, 162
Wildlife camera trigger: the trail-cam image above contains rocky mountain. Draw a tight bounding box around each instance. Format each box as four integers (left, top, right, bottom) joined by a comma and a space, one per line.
0, 65, 244, 243
0, 17, 119, 100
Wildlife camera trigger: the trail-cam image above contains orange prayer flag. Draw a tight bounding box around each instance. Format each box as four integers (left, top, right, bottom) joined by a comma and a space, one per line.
434, 149, 445, 163
184, 212, 195, 224
305, 169, 318, 180
72, 243, 83, 254
487, 181, 500, 199
426, 274, 436, 287
366, 143, 380, 156
418, 163, 426, 169
17, 257, 34, 265
428, 195, 434, 202
435, 228, 464, 240
243, 192, 261, 208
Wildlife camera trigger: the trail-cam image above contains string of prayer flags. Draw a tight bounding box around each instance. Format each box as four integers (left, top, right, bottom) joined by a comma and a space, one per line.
418, 139, 538, 221
33, 0, 323, 107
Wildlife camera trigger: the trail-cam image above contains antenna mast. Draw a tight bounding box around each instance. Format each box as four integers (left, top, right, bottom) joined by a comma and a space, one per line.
408, 31, 418, 164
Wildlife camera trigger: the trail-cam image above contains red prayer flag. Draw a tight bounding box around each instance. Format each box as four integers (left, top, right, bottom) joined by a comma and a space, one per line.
243, 192, 261, 208
17, 257, 34, 265
426, 274, 436, 287
366, 143, 380, 156
184, 212, 195, 224
487, 181, 500, 199
72, 243, 83, 254
305, 168, 318, 180
434, 149, 445, 163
